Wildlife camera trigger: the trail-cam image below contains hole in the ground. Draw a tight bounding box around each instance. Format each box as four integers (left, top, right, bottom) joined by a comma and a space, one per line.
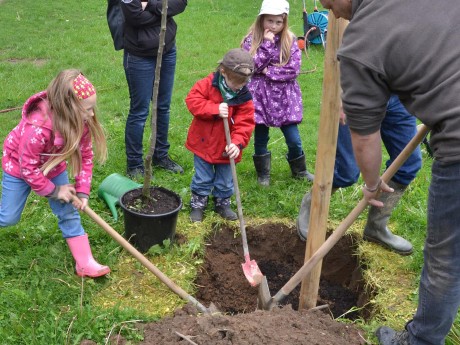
195, 223, 370, 320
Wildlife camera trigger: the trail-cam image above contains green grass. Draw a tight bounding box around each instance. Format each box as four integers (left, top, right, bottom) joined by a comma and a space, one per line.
0, 0, 458, 344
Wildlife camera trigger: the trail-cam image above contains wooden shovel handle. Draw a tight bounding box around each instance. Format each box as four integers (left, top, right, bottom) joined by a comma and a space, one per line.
79, 204, 209, 313
222, 118, 249, 257
271, 124, 430, 304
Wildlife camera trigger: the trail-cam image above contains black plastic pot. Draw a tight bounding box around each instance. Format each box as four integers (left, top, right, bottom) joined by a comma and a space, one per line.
119, 187, 182, 253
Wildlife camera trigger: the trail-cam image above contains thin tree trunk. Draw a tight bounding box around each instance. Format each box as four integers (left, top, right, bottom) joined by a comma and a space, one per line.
142, 0, 168, 198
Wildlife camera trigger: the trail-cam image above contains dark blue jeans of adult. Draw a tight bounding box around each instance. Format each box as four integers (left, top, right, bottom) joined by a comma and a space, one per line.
406, 160, 460, 344
333, 94, 422, 188
123, 46, 176, 172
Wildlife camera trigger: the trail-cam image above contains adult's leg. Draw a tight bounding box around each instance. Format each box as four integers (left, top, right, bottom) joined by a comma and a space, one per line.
297, 123, 357, 240
364, 95, 422, 255
153, 46, 176, 160
123, 52, 155, 173
381, 94, 422, 185
0, 172, 31, 227
407, 161, 460, 344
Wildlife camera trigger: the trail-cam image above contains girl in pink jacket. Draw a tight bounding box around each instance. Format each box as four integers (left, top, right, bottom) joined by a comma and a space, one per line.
1, 69, 110, 278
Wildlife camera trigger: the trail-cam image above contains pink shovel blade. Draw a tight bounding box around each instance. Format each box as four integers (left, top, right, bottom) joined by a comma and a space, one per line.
242, 257, 263, 287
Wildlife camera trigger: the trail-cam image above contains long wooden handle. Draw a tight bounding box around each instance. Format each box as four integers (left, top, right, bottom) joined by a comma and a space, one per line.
82, 206, 209, 313
272, 124, 430, 305
222, 118, 249, 258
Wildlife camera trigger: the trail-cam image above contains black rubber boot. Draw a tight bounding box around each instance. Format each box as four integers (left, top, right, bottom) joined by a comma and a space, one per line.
253, 152, 271, 186
190, 192, 208, 222
363, 180, 413, 255
287, 153, 314, 181
214, 197, 237, 221
375, 326, 410, 345
296, 188, 337, 241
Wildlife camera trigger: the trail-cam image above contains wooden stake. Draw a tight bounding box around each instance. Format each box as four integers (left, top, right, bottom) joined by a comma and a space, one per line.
298, 15, 348, 310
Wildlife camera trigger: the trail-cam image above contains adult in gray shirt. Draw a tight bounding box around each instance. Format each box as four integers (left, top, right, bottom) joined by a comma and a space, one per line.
320, 0, 460, 344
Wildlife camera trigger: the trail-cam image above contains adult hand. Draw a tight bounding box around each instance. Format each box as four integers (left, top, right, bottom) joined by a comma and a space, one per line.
362, 179, 394, 207
226, 143, 240, 159
219, 103, 229, 118
264, 29, 275, 42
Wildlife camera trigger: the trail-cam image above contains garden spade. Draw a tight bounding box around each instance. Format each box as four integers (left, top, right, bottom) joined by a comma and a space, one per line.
73, 198, 218, 314
223, 117, 263, 287
258, 124, 430, 310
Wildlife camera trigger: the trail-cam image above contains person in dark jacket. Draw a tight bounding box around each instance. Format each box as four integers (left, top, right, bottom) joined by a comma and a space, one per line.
185, 49, 255, 222
121, 0, 187, 178
320, 0, 460, 344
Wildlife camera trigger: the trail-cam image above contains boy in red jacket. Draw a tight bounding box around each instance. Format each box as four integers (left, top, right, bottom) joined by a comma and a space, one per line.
185, 48, 255, 222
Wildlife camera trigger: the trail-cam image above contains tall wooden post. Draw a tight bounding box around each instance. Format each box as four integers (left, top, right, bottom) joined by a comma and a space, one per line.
298, 15, 348, 309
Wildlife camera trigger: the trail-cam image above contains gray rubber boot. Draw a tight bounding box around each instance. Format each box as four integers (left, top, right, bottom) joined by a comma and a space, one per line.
190, 192, 208, 222
287, 153, 314, 181
253, 152, 271, 186
296, 188, 337, 241
363, 180, 413, 255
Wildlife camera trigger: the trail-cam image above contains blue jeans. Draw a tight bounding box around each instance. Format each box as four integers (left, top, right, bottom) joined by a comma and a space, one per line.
407, 160, 460, 344
254, 124, 304, 160
0, 171, 85, 238
190, 155, 233, 198
123, 47, 177, 171
333, 94, 422, 188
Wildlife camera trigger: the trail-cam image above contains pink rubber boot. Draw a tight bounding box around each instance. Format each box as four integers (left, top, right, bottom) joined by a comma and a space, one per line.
66, 234, 111, 278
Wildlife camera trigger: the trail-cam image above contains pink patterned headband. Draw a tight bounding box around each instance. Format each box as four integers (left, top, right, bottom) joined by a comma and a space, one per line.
73, 74, 96, 100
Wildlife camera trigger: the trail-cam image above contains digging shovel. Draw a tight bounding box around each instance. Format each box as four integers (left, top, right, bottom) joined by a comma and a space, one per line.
73, 199, 217, 314
223, 117, 263, 287
258, 124, 430, 310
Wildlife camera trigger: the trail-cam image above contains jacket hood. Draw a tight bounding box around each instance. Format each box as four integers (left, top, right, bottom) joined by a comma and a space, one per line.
21, 91, 53, 129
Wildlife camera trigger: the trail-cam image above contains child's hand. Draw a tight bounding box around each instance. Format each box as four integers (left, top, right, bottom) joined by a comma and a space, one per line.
219, 103, 229, 118
226, 143, 240, 159
72, 197, 88, 210
54, 184, 76, 203
264, 29, 275, 42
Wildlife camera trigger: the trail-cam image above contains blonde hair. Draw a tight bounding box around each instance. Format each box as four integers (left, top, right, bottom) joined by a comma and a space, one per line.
242, 14, 294, 66
41, 69, 107, 176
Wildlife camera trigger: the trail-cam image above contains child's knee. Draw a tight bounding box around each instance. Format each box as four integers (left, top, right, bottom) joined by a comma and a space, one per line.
0, 215, 21, 227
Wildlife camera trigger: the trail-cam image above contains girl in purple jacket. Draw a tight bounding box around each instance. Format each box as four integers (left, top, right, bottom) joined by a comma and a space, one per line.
1, 69, 110, 278
242, 0, 314, 186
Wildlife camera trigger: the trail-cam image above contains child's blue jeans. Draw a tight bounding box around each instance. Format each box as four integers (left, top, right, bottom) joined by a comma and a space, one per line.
190, 155, 233, 199
254, 123, 303, 160
0, 171, 85, 238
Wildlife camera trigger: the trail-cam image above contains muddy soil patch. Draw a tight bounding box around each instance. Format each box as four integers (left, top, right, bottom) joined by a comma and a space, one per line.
196, 223, 367, 319
81, 223, 369, 345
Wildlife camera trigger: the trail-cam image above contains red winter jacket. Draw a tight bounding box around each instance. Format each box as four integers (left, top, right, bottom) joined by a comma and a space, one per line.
185, 72, 255, 164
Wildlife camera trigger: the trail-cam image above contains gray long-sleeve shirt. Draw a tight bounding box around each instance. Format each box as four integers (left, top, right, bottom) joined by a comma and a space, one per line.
338, 0, 460, 162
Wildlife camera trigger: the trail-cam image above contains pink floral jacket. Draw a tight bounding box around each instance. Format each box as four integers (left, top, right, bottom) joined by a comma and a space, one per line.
2, 91, 94, 197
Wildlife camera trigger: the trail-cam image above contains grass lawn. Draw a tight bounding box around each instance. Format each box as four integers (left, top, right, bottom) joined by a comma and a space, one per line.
0, 0, 458, 344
